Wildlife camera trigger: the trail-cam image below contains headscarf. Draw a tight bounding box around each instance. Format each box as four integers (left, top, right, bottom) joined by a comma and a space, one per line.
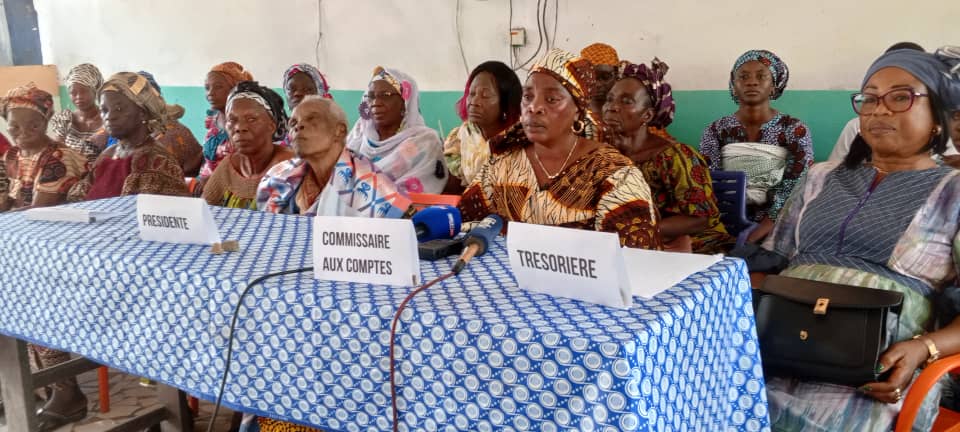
283, 63, 332, 99
863, 46, 960, 112
0, 83, 55, 120
729, 50, 789, 103
620, 59, 676, 128
138, 70, 161, 94
99, 72, 181, 134
135, 71, 184, 120
346, 67, 447, 195
64, 63, 104, 92
529, 48, 603, 140
580, 43, 620, 67
209, 62, 254, 89
226, 81, 288, 142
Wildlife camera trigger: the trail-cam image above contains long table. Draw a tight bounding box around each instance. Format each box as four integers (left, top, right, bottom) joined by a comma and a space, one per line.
0, 196, 770, 431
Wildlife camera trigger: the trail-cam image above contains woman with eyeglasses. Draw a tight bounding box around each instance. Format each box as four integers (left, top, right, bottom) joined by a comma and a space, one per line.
759, 47, 960, 431
699, 50, 814, 244
344, 67, 446, 195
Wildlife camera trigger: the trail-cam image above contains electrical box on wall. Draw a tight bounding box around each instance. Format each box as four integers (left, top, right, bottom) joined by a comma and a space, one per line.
510, 28, 526, 47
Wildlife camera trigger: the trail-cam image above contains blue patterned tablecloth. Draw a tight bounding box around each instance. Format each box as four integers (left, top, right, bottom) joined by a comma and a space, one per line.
0, 196, 769, 432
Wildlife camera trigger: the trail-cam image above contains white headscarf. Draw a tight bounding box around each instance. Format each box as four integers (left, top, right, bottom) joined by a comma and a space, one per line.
346, 67, 446, 195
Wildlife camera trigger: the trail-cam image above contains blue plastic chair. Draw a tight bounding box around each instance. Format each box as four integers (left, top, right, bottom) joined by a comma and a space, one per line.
711, 170, 758, 247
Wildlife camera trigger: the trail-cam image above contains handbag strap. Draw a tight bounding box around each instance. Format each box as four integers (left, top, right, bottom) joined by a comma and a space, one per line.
760, 275, 904, 312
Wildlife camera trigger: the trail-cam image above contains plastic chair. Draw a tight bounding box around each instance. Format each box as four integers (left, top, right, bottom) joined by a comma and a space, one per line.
407, 193, 461, 210
895, 353, 960, 431
710, 170, 758, 247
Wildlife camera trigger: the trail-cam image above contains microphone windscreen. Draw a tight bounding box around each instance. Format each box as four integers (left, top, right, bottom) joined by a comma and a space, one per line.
411, 206, 462, 242
464, 214, 504, 255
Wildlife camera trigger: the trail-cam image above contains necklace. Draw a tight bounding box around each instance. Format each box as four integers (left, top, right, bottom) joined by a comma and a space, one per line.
533, 135, 579, 179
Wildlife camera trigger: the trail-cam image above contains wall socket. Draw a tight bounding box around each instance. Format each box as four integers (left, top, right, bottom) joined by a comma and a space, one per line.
510, 28, 526, 47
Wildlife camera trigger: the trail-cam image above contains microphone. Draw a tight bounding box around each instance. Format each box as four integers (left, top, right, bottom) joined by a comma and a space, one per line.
411, 206, 462, 242
452, 214, 504, 274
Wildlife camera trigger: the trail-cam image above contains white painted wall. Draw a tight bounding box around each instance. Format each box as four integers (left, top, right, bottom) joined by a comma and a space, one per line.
34, 0, 960, 91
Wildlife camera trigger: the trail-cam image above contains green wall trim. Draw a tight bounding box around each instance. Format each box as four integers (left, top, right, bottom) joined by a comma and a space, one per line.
61, 87, 857, 162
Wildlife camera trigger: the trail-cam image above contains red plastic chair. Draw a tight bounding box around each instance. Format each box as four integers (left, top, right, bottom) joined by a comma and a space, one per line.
895, 354, 960, 432
407, 193, 461, 210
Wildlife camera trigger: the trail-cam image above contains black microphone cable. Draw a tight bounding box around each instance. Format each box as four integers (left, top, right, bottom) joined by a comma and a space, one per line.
206, 266, 315, 432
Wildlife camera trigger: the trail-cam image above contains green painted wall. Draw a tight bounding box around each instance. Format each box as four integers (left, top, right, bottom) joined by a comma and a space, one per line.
61, 87, 856, 161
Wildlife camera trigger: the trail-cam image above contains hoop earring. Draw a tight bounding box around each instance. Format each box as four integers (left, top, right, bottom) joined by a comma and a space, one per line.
571, 119, 585, 134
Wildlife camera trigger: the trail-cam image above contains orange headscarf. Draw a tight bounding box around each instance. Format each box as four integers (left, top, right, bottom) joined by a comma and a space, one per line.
580, 43, 620, 67
209, 62, 254, 88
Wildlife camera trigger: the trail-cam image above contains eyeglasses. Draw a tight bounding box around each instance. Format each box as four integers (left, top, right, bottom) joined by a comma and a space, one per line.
851, 89, 928, 115
362, 91, 399, 101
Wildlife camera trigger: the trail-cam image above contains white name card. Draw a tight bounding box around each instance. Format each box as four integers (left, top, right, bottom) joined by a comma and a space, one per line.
313, 216, 420, 287
136, 194, 221, 245
507, 222, 631, 308
622, 248, 722, 298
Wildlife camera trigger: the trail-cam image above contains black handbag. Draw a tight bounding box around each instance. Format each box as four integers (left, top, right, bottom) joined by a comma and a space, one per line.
753, 275, 904, 386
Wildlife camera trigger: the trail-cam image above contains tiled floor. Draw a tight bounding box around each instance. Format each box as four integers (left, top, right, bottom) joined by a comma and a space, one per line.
1, 369, 237, 432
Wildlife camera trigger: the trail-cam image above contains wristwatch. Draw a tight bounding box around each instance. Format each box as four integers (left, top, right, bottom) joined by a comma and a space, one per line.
913, 334, 941, 366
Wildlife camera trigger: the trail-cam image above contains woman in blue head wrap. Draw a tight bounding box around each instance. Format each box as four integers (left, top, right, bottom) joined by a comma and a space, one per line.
758, 46, 960, 432
699, 49, 814, 244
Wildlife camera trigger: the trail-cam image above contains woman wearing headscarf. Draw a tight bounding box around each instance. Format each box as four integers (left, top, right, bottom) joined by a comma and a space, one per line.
0, 83, 89, 430
345, 67, 447, 195
91, 71, 204, 176
604, 60, 732, 253
282, 63, 332, 111
50, 63, 105, 164
699, 49, 813, 243
757, 47, 960, 432
199, 61, 254, 179
459, 48, 662, 249
202, 81, 294, 209
68, 72, 188, 201
443, 60, 522, 193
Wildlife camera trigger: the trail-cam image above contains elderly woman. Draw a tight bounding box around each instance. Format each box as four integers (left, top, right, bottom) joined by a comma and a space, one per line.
50, 63, 105, 164
0, 84, 89, 429
580, 42, 620, 117
760, 48, 960, 431
443, 60, 522, 193
604, 60, 732, 253
203, 81, 293, 209
459, 48, 661, 249
283, 63, 332, 111
91, 71, 203, 176
258, 95, 412, 217
199, 62, 254, 179
700, 50, 814, 243
346, 67, 446, 195
68, 72, 187, 200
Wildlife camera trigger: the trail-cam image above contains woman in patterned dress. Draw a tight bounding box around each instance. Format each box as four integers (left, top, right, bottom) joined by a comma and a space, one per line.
699, 50, 814, 244
459, 48, 662, 250
50, 63, 105, 165
604, 59, 732, 253
760, 47, 960, 432
0, 83, 90, 430
68, 72, 188, 201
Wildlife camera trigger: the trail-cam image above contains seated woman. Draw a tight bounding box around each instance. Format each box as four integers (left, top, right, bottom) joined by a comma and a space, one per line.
0, 84, 89, 429
283, 63, 332, 111
91, 71, 203, 177
760, 48, 960, 431
258, 95, 412, 217
203, 81, 294, 209
699, 49, 813, 243
346, 67, 447, 195
68, 72, 188, 201
459, 48, 662, 249
604, 60, 733, 253
50, 63, 105, 164
443, 60, 522, 193
199, 62, 254, 179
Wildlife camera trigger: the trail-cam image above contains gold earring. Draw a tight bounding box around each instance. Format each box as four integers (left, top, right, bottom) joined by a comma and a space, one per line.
571, 120, 585, 134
